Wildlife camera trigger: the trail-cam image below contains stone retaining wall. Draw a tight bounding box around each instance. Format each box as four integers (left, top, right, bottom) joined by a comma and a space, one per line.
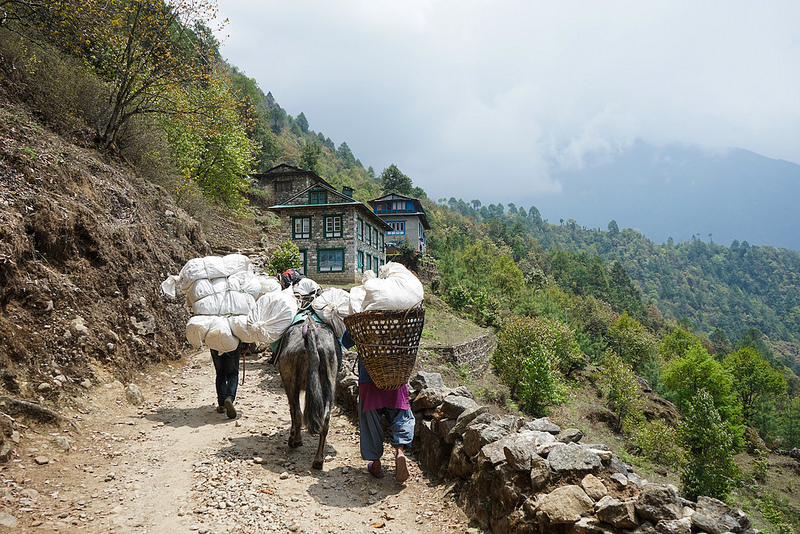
428, 333, 495, 378
335, 361, 759, 534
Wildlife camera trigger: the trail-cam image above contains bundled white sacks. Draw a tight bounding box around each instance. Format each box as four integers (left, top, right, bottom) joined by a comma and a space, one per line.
161, 253, 286, 352
247, 288, 299, 344
359, 262, 424, 312
312, 288, 351, 338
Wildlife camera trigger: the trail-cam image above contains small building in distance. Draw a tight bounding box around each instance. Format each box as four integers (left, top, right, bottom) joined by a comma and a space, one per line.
369, 193, 430, 254
263, 165, 390, 284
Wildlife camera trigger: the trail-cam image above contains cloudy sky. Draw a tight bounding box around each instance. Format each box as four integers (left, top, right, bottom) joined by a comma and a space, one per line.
212, 1, 800, 205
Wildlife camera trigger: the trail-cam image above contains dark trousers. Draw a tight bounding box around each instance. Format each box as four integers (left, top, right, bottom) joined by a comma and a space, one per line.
211, 344, 241, 407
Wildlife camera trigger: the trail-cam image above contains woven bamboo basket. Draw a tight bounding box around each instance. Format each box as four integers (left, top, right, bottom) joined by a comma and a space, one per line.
343, 306, 425, 390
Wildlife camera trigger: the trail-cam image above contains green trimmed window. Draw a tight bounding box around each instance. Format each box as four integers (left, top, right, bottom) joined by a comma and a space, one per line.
292, 216, 311, 239
357, 217, 364, 241
357, 250, 364, 273
308, 190, 327, 205
317, 248, 345, 273
324, 215, 343, 238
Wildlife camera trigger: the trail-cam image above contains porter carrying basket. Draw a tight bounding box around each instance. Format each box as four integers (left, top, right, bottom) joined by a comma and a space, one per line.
344, 306, 425, 390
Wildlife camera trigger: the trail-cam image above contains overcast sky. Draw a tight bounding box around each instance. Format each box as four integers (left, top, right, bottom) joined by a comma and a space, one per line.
212, 1, 800, 205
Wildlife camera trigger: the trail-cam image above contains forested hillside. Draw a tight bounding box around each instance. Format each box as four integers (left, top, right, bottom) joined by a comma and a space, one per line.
436, 197, 800, 369
2, 1, 800, 531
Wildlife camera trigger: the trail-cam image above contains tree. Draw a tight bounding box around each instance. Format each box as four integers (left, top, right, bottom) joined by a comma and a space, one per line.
678, 389, 739, 501
608, 220, 620, 236
162, 76, 256, 213
661, 344, 744, 447
296, 111, 309, 133
606, 312, 656, 371
379, 164, 413, 195
723, 347, 787, 423
598, 350, 644, 431
299, 142, 322, 173
34, 0, 222, 150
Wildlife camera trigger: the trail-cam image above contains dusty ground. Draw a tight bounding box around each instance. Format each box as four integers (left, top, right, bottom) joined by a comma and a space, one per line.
0, 349, 473, 533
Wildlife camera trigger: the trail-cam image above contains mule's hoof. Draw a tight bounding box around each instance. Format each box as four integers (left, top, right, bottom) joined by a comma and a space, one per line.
312, 460, 324, 470
288, 439, 302, 449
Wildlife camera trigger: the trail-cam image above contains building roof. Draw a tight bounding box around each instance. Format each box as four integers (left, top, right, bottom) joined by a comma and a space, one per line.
269, 182, 391, 231
369, 193, 431, 229
251, 163, 336, 190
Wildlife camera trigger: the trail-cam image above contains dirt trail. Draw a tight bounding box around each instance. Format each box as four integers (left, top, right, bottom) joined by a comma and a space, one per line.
0, 350, 472, 533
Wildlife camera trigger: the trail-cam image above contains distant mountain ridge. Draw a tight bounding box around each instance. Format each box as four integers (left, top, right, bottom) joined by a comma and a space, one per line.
527, 141, 800, 252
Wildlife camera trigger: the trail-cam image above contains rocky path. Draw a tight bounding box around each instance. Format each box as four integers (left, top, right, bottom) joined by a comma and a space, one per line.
0, 350, 471, 533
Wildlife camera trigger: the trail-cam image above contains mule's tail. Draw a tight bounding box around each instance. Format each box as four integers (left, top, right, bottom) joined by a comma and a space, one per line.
303, 316, 329, 435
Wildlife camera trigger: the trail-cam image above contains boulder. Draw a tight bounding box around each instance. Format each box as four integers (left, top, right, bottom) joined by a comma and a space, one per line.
595, 495, 638, 529
635, 485, 682, 523
547, 442, 602, 474
536, 485, 594, 524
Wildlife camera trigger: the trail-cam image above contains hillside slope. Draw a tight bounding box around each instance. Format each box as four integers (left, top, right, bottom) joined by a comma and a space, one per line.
0, 91, 209, 401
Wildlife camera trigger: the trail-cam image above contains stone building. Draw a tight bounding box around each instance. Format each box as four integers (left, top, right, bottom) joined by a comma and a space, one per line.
265, 167, 390, 285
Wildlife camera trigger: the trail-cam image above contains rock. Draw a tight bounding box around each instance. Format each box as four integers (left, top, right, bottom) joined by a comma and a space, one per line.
447, 405, 489, 443
635, 484, 682, 523
54, 436, 71, 451
412, 387, 448, 411
547, 442, 601, 474
0, 512, 18, 527
38, 382, 53, 392
409, 371, 445, 392
462, 415, 521, 457
536, 485, 594, 524
438, 394, 479, 420
125, 383, 144, 405
558, 427, 584, 443
34, 456, 50, 465
581, 473, 608, 500
523, 417, 561, 434
448, 385, 475, 399
595, 495, 638, 528
654, 517, 692, 534
0, 442, 11, 462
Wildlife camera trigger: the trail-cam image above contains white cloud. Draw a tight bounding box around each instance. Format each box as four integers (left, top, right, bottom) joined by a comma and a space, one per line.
213, 0, 800, 202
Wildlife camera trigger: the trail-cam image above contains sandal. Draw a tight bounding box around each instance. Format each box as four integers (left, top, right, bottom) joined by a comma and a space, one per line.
395, 454, 409, 483
367, 461, 385, 479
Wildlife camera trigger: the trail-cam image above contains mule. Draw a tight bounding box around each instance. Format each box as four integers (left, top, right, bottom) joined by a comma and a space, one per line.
274, 314, 341, 469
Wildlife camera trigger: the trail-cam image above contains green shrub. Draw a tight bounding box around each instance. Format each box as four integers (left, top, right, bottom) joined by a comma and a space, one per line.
598, 350, 644, 431
630, 419, 684, 467
491, 315, 576, 416
268, 241, 302, 275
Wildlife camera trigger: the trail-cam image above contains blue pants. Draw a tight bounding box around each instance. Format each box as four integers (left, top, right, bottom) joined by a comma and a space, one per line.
211, 345, 241, 407
358, 396, 415, 461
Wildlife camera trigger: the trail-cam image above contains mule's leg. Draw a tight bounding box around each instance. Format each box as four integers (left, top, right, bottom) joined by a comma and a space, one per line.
287, 385, 304, 449
280, 365, 304, 449
312, 412, 330, 469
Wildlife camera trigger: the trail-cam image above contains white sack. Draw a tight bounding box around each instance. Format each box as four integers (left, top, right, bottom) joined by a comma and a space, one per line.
294, 277, 321, 297
248, 290, 299, 344
192, 291, 256, 316
162, 254, 253, 296
361, 261, 424, 312
185, 277, 228, 306
349, 285, 366, 315
228, 314, 257, 343
312, 288, 351, 338
204, 317, 241, 353
257, 275, 282, 297
185, 315, 240, 353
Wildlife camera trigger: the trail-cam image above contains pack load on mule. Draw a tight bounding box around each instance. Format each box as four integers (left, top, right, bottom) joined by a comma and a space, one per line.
161, 255, 424, 371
